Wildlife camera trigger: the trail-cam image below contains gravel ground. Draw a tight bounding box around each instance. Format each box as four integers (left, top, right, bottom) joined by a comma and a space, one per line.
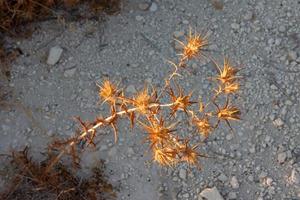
1, 0, 300, 199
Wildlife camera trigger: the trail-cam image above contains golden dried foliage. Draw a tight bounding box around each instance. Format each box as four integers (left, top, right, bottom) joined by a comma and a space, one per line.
0, 0, 121, 33
0, 147, 116, 200
2, 26, 241, 189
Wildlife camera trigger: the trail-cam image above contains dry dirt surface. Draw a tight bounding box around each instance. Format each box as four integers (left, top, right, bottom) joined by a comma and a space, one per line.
1, 0, 300, 200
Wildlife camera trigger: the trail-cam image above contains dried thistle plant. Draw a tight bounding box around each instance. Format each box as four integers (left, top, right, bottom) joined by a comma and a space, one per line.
42, 27, 242, 172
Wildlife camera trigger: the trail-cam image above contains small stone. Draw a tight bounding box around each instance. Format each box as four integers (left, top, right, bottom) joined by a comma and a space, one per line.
270, 84, 277, 90
288, 51, 297, 61
173, 30, 185, 38
174, 41, 183, 50
273, 118, 284, 127
277, 152, 287, 164
139, 2, 150, 10
179, 168, 187, 180
64, 67, 77, 77
199, 187, 224, 200
218, 173, 228, 182
231, 23, 240, 30
228, 192, 237, 199
126, 85, 137, 93
230, 176, 239, 189
278, 25, 286, 32
244, 11, 253, 21
289, 169, 300, 184
108, 147, 117, 157
182, 20, 189, 24
135, 15, 144, 21
149, 2, 158, 12
47, 46, 63, 65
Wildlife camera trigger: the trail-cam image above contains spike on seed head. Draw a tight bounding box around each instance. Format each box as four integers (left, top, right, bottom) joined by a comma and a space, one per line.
132, 85, 158, 114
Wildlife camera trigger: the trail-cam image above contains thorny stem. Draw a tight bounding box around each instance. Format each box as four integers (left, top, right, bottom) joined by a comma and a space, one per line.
45, 102, 176, 173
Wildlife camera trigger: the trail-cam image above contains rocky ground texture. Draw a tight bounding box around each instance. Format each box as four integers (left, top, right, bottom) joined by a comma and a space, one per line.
1, 0, 300, 199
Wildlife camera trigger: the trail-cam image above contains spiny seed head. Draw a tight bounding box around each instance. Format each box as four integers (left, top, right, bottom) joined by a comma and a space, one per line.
215, 82, 240, 95
178, 144, 199, 165
217, 105, 241, 121
168, 85, 196, 115
153, 147, 177, 167
215, 58, 239, 84
140, 118, 176, 148
176, 28, 208, 63
133, 86, 158, 114
193, 116, 213, 138
97, 80, 118, 104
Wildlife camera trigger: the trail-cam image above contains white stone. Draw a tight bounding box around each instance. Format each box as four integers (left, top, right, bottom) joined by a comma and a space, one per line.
149, 2, 158, 12
231, 23, 240, 30
64, 67, 76, 77
47, 46, 63, 65
179, 168, 187, 180
273, 118, 284, 127
290, 169, 300, 184
277, 152, 287, 164
199, 187, 224, 200
126, 85, 137, 93
230, 176, 239, 189
139, 3, 150, 10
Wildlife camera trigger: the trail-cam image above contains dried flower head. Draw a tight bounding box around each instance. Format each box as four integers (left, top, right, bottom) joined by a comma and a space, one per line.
176, 28, 208, 64
168, 84, 196, 116
153, 147, 177, 167
97, 80, 119, 104
131, 86, 158, 114
178, 140, 206, 167
193, 116, 213, 138
215, 82, 240, 95
215, 98, 241, 130
215, 58, 239, 84
140, 117, 176, 149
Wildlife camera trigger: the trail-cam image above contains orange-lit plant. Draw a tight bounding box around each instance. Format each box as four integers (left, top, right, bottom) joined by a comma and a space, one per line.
45, 28, 241, 171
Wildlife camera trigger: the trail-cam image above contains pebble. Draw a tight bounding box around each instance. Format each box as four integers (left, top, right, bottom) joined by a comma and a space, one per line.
231, 23, 240, 30
126, 85, 137, 94
64, 67, 77, 77
273, 118, 284, 127
173, 30, 185, 38
47, 46, 63, 65
199, 187, 224, 200
277, 152, 287, 164
218, 173, 228, 182
288, 51, 297, 61
135, 15, 144, 21
149, 2, 158, 12
228, 191, 237, 199
290, 169, 300, 184
244, 11, 253, 21
139, 2, 150, 11
230, 176, 239, 189
179, 168, 187, 180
